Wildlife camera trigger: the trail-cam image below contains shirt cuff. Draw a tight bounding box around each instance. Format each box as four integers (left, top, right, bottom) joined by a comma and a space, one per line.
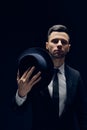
15, 90, 27, 106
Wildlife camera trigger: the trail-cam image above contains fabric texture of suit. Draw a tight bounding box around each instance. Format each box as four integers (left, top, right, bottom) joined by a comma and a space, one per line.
12, 64, 87, 130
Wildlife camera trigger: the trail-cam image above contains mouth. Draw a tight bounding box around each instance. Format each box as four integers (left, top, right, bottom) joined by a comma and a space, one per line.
54, 50, 63, 54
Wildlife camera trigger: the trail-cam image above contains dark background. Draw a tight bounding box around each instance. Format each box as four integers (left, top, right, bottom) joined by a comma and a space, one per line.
0, 0, 87, 129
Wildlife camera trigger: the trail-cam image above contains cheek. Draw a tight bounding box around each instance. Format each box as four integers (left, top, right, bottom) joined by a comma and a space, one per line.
64, 47, 70, 52
47, 43, 56, 52
48, 46, 54, 52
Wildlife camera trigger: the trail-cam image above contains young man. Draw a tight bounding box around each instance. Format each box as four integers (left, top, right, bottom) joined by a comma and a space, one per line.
14, 25, 87, 130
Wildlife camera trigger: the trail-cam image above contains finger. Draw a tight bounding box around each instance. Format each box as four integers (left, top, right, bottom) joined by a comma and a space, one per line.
28, 75, 41, 91
30, 71, 41, 83
25, 66, 35, 80
17, 69, 20, 81
21, 67, 31, 79
32, 76, 41, 86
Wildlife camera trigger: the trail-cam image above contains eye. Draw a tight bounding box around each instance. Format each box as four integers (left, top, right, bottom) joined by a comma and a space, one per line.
51, 39, 59, 44
61, 39, 68, 45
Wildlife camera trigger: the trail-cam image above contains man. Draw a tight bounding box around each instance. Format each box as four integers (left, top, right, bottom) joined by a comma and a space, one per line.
14, 25, 87, 130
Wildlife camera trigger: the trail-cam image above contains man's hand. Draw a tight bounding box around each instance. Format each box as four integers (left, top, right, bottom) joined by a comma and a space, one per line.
17, 66, 41, 97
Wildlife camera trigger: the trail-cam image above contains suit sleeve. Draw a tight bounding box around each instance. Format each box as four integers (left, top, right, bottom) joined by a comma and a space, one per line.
76, 74, 87, 130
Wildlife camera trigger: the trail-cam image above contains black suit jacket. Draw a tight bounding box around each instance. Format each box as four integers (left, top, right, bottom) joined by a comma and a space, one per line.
12, 65, 87, 130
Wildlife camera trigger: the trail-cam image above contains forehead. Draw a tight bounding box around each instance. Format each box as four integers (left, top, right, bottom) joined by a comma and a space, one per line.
48, 32, 70, 41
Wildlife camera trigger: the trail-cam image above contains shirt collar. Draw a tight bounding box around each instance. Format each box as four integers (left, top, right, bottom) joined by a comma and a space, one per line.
54, 63, 64, 74
59, 63, 64, 74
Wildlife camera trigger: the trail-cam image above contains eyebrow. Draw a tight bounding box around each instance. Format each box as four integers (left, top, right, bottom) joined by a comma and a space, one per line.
51, 38, 68, 42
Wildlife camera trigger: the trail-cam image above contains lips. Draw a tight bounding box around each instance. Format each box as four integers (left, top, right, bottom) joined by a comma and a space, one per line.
54, 50, 63, 54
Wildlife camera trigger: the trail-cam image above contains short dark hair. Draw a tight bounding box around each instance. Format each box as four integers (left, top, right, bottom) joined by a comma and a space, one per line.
47, 24, 69, 37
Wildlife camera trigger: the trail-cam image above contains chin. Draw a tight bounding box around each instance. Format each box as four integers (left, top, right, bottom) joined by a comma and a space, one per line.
53, 54, 65, 59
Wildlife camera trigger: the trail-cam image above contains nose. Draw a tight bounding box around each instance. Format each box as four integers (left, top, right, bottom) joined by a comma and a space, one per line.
57, 40, 62, 48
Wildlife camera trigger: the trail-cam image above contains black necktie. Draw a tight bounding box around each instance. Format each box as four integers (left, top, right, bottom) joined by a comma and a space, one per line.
52, 68, 59, 114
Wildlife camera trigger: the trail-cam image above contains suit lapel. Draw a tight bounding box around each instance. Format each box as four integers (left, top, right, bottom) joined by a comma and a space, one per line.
40, 87, 52, 102
64, 65, 73, 110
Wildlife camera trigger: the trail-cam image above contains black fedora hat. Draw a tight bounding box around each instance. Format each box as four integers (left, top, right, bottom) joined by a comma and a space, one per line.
18, 47, 54, 91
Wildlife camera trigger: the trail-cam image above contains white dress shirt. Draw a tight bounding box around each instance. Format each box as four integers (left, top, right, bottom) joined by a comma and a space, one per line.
48, 64, 66, 116
16, 64, 67, 116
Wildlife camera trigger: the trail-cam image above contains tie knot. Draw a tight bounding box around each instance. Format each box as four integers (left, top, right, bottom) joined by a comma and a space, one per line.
54, 68, 59, 74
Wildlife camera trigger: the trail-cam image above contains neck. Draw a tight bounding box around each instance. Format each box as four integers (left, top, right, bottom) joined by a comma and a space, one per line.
52, 57, 65, 68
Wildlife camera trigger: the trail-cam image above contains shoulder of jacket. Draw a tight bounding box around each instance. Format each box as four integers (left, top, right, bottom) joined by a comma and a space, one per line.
65, 64, 80, 76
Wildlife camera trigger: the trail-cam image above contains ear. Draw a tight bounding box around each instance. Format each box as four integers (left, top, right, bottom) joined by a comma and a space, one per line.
68, 44, 71, 52
46, 42, 49, 50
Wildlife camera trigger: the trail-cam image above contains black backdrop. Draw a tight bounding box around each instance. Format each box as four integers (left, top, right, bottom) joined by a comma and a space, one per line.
0, 0, 87, 130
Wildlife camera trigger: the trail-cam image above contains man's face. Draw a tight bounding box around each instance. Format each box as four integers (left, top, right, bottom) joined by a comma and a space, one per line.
46, 32, 71, 59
